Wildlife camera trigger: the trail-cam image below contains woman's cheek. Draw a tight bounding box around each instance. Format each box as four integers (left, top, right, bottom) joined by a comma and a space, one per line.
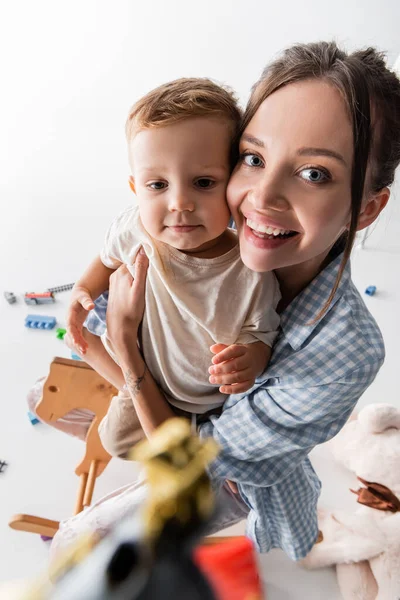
227, 173, 244, 221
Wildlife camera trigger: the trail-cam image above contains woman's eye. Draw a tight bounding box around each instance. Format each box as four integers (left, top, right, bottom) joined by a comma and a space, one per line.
148, 181, 167, 190
242, 153, 264, 168
195, 178, 215, 188
299, 168, 329, 184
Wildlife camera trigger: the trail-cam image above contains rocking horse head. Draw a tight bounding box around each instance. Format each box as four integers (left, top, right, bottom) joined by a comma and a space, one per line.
36, 357, 117, 422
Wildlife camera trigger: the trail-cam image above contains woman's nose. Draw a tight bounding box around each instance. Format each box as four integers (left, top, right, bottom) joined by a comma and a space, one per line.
249, 178, 291, 212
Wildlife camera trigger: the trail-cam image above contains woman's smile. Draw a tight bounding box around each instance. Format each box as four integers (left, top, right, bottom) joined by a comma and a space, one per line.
243, 218, 299, 250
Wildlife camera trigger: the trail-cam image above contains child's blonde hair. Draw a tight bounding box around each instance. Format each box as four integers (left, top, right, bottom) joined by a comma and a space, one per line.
125, 78, 242, 166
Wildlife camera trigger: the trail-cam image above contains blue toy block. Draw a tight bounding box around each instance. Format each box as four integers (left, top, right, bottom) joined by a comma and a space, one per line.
365, 285, 377, 297
25, 314, 57, 330
71, 352, 82, 361
27, 410, 40, 425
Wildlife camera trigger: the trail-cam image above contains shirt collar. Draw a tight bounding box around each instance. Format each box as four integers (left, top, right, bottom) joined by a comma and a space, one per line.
279, 253, 351, 351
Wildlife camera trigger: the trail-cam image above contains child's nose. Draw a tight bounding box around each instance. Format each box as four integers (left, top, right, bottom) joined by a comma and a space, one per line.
168, 193, 195, 212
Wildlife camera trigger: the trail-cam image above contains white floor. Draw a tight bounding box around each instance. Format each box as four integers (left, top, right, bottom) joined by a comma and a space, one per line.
1, 186, 399, 599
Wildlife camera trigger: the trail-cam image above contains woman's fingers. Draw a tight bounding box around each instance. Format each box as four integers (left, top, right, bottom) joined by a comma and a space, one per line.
132, 248, 149, 292
107, 249, 149, 339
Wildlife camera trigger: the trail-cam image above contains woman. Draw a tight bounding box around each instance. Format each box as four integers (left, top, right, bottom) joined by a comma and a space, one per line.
51, 41, 400, 561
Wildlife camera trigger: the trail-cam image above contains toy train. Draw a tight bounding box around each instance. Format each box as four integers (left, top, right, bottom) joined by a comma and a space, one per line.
24, 292, 55, 305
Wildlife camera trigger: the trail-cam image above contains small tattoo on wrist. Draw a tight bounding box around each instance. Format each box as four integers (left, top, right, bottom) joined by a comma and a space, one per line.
123, 365, 147, 397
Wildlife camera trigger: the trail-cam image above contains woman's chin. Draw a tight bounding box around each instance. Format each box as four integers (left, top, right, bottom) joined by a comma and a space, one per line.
240, 249, 276, 273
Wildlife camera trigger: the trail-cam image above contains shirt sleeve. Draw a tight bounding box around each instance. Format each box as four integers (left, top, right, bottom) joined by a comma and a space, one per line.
100, 206, 140, 269
198, 362, 381, 487
235, 272, 281, 348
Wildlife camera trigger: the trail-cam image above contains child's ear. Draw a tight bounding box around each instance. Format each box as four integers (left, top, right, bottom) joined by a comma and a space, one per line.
128, 176, 136, 194
356, 187, 390, 232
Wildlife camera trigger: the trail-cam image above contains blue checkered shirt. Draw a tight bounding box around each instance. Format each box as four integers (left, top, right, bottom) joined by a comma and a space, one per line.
198, 253, 384, 560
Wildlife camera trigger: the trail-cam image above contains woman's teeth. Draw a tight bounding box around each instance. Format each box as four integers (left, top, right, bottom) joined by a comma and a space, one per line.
246, 218, 294, 238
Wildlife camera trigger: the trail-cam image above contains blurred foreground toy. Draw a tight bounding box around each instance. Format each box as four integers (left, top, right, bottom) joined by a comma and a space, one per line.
48, 283, 74, 294
25, 315, 57, 330
195, 536, 263, 600
56, 328, 67, 340
0, 459, 8, 473
24, 292, 55, 305
132, 417, 218, 543
18, 418, 263, 599
365, 285, 377, 296
27, 410, 40, 425
4, 291, 17, 304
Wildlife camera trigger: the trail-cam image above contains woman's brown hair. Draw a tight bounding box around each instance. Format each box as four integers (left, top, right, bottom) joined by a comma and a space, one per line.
243, 42, 400, 317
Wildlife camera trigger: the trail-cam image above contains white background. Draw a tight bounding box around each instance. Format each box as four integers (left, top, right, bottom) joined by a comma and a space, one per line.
0, 1, 399, 598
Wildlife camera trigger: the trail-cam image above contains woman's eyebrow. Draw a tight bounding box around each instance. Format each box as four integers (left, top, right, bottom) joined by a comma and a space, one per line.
242, 134, 265, 148
297, 147, 347, 165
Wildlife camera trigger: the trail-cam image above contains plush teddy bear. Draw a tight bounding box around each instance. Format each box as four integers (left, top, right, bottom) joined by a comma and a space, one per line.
301, 403, 400, 600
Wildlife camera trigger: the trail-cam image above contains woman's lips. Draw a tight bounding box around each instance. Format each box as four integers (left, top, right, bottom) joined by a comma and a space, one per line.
243, 212, 298, 234
243, 219, 299, 249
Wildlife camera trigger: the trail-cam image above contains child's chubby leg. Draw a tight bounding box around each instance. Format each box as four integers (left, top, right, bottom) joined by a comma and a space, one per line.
66, 328, 147, 458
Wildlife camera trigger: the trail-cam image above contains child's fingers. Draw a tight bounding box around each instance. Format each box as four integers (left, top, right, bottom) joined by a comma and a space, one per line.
64, 332, 86, 356
211, 344, 247, 365
210, 343, 228, 355
73, 292, 94, 311
219, 382, 254, 395
209, 354, 249, 375
209, 368, 253, 386
67, 324, 88, 354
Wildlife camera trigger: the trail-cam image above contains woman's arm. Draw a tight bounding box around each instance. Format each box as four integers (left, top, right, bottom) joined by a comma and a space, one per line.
198, 364, 378, 487
119, 343, 175, 438
105, 250, 174, 438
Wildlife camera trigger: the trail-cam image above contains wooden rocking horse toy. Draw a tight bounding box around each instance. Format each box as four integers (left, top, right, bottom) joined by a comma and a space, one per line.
9, 357, 117, 538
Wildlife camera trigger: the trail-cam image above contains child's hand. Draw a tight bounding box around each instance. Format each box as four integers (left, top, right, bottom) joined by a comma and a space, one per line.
208, 341, 271, 395
66, 286, 95, 354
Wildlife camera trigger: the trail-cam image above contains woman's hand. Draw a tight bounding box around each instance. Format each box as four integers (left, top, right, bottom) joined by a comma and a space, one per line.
106, 248, 149, 364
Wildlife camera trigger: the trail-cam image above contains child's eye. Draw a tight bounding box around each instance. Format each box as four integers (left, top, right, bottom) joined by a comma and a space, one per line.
298, 168, 330, 184
241, 153, 264, 168
147, 181, 167, 190
195, 178, 215, 189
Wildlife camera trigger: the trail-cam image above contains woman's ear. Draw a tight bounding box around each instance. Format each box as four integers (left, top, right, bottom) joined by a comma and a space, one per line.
356, 187, 390, 232
128, 176, 136, 194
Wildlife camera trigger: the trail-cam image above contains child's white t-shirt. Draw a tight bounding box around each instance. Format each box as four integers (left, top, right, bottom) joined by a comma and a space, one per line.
100, 205, 281, 413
